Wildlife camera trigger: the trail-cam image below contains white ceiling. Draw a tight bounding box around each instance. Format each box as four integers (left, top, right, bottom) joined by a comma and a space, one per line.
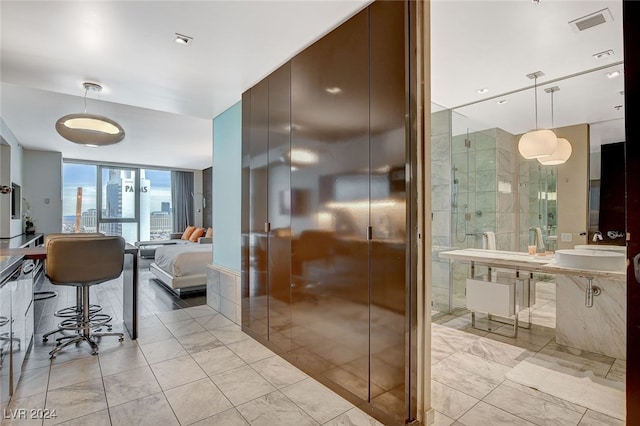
0, 0, 370, 170
0, 0, 626, 170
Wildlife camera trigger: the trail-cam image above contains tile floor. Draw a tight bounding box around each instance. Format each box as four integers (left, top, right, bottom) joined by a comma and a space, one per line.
3, 271, 627, 426
429, 280, 626, 426
3, 304, 382, 426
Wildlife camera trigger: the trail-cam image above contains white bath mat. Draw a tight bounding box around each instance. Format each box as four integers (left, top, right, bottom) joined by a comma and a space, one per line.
506, 357, 625, 420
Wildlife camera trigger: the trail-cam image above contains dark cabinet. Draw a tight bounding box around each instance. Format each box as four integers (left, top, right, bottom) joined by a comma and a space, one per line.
242, 2, 413, 423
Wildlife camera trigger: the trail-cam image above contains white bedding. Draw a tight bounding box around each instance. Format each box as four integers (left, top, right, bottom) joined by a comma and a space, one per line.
154, 244, 211, 277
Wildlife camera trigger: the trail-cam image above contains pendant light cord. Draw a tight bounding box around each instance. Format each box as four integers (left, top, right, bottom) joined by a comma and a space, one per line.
551, 90, 554, 129
534, 76, 538, 129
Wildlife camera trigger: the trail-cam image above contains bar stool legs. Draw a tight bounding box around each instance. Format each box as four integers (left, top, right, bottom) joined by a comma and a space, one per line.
49, 285, 124, 359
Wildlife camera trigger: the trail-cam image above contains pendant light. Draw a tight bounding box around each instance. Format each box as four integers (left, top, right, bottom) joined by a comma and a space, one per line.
538, 87, 572, 165
56, 82, 125, 146
518, 72, 557, 159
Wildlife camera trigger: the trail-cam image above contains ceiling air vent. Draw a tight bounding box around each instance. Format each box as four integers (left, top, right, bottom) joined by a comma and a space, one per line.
569, 8, 613, 32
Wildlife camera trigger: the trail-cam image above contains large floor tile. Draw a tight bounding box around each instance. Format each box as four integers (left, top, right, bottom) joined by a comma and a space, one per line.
164, 318, 206, 338
483, 383, 583, 425
192, 346, 246, 376
323, 407, 385, 426
281, 378, 353, 424
190, 408, 249, 425
430, 380, 478, 420
176, 330, 224, 354
578, 409, 625, 426
236, 390, 318, 426
226, 338, 274, 364
250, 355, 308, 389
432, 352, 509, 399
52, 409, 111, 426
98, 346, 148, 377
463, 336, 535, 368
135, 324, 174, 345
209, 324, 251, 345
183, 304, 217, 319
47, 356, 102, 391
11, 366, 50, 400
3, 392, 46, 426
109, 392, 179, 426
103, 365, 161, 407
139, 337, 187, 364
154, 309, 191, 324
458, 401, 536, 426
211, 365, 275, 406
43, 378, 107, 425
195, 313, 235, 330
164, 378, 233, 425
150, 355, 207, 390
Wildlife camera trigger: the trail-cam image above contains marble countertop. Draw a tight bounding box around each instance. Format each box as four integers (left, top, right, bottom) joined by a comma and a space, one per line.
439, 248, 626, 280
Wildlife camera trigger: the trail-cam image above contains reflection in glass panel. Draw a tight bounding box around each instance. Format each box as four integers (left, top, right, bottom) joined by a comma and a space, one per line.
62, 163, 97, 233
140, 169, 172, 241
99, 222, 138, 245
101, 167, 137, 220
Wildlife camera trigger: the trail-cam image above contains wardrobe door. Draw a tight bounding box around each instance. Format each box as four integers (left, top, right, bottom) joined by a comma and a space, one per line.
369, 1, 410, 422
247, 79, 269, 338
267, 62, 293, 352
290, 8, 370, 401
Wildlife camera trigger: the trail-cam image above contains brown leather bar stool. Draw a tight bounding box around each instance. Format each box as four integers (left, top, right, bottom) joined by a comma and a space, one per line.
41, 233, 109, 342
45, 235, 125, 358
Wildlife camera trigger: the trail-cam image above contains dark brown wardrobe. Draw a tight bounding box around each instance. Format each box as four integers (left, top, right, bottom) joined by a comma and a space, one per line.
241, 2, 417, 423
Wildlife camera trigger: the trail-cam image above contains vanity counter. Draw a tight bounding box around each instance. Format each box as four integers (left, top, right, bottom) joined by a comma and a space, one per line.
439, 248, 625, 280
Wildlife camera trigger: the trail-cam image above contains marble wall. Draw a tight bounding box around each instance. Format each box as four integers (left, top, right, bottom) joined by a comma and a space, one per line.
431, 109, 453, 313
555, 274, 626, 360
207, 264, 242, 325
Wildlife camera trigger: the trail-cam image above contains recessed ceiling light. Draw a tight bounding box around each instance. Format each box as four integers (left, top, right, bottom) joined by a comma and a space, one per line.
325, 87, 342, 94
477, 88, 489, 94
593, 49, 614, 59
174, 33, 193, 46
606, 70, 621, 79
496, 99, 508, 105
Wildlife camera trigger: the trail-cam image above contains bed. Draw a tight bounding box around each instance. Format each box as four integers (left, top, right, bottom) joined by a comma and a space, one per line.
149, 243, 212, 295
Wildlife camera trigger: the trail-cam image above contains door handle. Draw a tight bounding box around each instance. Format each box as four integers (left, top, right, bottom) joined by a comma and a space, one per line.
634, 253, 640, 283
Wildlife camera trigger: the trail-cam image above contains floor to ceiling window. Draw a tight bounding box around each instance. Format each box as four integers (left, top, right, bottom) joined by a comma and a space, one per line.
63, 162, 174, 244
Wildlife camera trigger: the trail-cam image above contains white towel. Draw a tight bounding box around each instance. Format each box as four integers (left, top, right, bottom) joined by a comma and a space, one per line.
483, 231, 496, 250
535, 227, 545, 251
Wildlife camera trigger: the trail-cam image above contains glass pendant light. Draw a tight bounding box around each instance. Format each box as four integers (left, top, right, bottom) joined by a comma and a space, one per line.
518, 72, 557, 159
538, 86, 572, 165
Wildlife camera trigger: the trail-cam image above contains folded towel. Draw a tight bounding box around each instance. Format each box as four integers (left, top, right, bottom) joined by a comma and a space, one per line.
483, 231, 496, 250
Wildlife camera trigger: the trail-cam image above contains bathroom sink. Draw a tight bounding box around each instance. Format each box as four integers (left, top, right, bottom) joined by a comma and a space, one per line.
554, 249, 626, 272
574, 244, 626, 253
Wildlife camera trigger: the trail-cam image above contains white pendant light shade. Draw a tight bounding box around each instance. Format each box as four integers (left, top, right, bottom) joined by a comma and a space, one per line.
537, 137, 572, 165
55, 82, 125, 146
56, 113, 125, 146
518, 129, 558, 159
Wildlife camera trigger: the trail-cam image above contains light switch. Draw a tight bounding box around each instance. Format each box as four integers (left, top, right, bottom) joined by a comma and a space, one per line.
561, 233, 572, 242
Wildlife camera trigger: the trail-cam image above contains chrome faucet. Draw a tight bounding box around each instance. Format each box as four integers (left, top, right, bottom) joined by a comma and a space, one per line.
593, 231, 603, 242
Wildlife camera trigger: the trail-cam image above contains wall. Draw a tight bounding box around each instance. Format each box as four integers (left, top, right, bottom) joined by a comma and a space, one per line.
431, 109, 452, 312
556, 123, 589, 250
0, 118, 24, 238
23, 149, 62, 234
212, 101, 242, 271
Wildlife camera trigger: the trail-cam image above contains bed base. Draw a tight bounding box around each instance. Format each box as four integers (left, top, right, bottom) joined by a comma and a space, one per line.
149, 262, 206, 296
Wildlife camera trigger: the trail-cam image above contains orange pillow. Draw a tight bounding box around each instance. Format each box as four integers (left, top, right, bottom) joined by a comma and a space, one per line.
189, 227, 205, 242
205, 227, 213, 238
181, 226, 196, 240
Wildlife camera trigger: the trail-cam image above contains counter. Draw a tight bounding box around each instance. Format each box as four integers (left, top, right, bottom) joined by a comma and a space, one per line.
0, 234, 43, 283
439, 248, 625, 280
